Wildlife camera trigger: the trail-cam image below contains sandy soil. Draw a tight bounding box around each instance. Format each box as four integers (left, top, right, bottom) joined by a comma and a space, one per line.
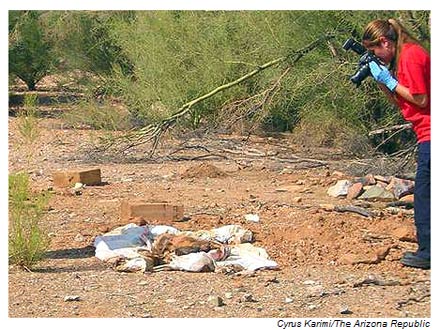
8, 109, 431, 320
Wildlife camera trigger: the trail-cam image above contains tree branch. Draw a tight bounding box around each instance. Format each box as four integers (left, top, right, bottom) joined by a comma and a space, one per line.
99, 33, 335, 157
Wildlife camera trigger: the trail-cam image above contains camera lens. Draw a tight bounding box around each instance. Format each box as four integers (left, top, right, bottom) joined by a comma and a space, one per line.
350, 64, 371, 86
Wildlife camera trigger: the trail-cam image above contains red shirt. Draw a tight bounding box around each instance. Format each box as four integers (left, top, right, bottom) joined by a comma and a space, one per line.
396, 43, 431, 143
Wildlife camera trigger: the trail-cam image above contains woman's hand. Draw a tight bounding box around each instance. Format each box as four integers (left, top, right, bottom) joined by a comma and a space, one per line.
369, 61, 398, 92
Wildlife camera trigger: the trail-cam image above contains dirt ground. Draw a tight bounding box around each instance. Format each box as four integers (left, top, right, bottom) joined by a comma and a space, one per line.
7, 102, 431, 320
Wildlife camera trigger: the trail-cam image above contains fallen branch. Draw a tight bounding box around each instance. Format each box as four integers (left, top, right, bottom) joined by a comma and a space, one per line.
368, 123, 412, 136
99, 34, 335, 157
320, 204, 376, 218
217, 66, 291, 138
396, 293, 430, 310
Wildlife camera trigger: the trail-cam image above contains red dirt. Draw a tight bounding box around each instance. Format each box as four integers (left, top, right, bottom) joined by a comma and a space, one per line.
8, 113, 430, 319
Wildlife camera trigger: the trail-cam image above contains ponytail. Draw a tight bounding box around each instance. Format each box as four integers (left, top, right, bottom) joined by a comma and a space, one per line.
387, 18, 422, 71
363, 18, 423, 72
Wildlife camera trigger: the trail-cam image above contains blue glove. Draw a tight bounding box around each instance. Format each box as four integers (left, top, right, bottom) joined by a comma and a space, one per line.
369, 61, 398, 92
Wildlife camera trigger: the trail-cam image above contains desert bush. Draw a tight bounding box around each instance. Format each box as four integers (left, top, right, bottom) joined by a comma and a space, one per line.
9, 10, 429, 151
8, 172, 51, 268
62, 98, 132, 131
105, 10, 428, 143
17, 93, 40, 144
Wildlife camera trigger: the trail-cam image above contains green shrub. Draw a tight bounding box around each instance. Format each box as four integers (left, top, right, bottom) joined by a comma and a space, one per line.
17, 93, 40, 144
8, 172, 51, 268
62, 99, 132, 131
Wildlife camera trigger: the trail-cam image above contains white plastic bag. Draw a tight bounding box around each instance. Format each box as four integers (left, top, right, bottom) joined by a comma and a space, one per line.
211, 225, 253, 244
168, 252, 215, 272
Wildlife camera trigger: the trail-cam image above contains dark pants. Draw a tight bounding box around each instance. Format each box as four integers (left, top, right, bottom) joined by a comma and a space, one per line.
414, 141, 431, 259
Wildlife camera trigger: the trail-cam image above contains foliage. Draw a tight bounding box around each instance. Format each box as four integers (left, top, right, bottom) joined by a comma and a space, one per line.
62, 98, 132, 131
8, 10, 430, 152
17, 93, 40, 144
8, 172, 51, 268
42, 11, 135, 95
104, 11, 429, 147
8, 11, 57, 90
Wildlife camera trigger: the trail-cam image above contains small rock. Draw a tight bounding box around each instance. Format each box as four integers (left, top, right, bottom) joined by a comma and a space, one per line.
224, 292, 233, 299
399, 194, 414, 203
319, 203, 335, 211
244, 214, 260, 223
74, 233, 85, 242
285, 297, 294, 303
327, 180, 351, 197
347, 182, 364, 200
358, 185, 395, 202
73, 182, 85, 189
386, 177, 415, 199
354, 174, 376, 186
240, 293, 257, 303
392, 226, 416, 242
340, 306, 353, 314
207, 295, 224, 307
64, 295, 80, 302
374, 175, 392, 183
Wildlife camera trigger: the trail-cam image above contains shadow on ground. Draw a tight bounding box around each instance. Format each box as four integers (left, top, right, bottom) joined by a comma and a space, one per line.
44, 245, 95, 260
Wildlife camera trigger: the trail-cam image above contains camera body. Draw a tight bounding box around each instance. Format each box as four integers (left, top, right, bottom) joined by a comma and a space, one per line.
343, 38, 382, 87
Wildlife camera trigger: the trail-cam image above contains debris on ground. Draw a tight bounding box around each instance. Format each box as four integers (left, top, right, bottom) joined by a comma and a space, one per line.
94, 223, 278, 273
181, 163, 227, 178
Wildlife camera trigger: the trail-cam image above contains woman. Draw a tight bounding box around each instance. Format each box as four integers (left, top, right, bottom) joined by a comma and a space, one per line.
362, 19, 430, 269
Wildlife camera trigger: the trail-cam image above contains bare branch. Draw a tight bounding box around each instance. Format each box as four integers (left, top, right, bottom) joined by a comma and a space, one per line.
368, 123, 412, 136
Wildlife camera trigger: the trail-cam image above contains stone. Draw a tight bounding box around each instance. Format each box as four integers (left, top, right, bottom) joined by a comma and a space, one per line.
327, 180, 351, 197
64, 295, 80, 302
319, 203, 335, 211
347, 182, 363, 200
244, 214, 260, 223
392, 226, 416, 242
224, 292, 233, 299
207, 295, 224, 307
386, 177, 415, 199
358, 185, 395, 202
354, 173, 376, 186
374, 175, 392, 184
340, 306, 353, 314
399, 194, 414, 203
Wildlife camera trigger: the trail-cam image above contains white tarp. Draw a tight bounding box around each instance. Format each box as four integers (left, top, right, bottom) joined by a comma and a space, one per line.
93, 223, 278, 272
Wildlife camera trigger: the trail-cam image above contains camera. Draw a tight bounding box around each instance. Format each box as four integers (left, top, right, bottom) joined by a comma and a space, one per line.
342, 38, 382, 87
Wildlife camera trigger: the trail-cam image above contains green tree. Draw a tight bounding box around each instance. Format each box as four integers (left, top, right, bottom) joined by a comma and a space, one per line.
44, 11, 134, 95
9, 11, 57, 90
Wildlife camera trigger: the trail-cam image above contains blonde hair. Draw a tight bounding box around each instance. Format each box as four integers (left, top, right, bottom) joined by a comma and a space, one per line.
362, 18, 422, 71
